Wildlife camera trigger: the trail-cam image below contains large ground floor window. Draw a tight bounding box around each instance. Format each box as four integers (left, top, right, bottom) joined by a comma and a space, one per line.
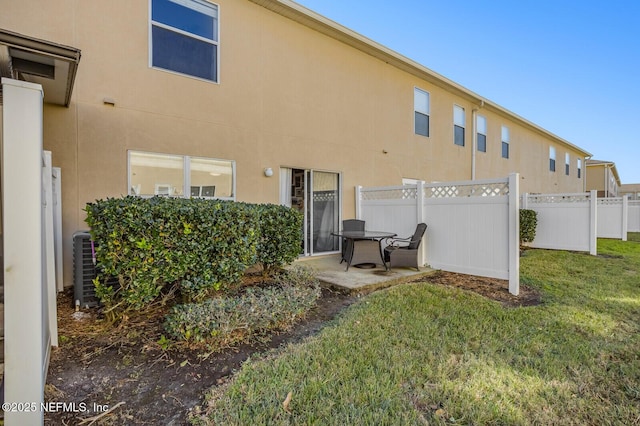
128, 150, 235, 200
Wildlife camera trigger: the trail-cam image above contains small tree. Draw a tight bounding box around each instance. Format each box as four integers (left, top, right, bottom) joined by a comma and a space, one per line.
520, 209, 538, 245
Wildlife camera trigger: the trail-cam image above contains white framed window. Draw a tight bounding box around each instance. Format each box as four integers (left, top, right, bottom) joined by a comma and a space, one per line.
454, 105, 465, 146
150, 0, 219, 82
477, 115, 487, 152
549, 146, 556, 172
501, 126, 510, 159
565, 153, 570, 175
414, 88, 430, 137
128, 150, 235, 199
577, 158, 582, 179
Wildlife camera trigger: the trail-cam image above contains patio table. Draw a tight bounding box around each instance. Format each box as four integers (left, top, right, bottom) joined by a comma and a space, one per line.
331, 230, 397, 271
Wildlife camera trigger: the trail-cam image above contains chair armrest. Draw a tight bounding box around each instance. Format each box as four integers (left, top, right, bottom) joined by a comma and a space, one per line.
383, 236, 411, 248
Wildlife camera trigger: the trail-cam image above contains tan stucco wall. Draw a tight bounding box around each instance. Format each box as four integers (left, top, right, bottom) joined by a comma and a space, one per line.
1, 0, 588, 286
587, 165, 606, 192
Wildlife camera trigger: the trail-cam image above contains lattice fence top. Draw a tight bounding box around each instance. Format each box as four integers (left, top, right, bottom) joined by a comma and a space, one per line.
313, 191, 337, 202
424, 182, 509, 198
598, 198, 624, 206
527, 194, 590, 204
360, 186, 418, 201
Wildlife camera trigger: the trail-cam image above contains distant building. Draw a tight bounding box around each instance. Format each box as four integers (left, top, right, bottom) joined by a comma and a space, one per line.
586, 160, 621, 197
619, 184, 640, 200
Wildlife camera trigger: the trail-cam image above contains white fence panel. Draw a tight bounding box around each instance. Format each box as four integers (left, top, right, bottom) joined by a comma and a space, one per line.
2, 77, 47, 425
357, 175, 520, 295
598, 197, 628, 240
628, 201, 640, 232
425, 196, 510, 280
523, 192, 597, 254
357, 185, 420, 240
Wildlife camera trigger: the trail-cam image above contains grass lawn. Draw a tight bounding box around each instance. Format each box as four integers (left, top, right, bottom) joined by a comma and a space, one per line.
193, 237, 640, 425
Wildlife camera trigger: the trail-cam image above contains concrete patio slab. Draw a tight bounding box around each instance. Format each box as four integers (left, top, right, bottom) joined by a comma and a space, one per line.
294, 254, 436, 293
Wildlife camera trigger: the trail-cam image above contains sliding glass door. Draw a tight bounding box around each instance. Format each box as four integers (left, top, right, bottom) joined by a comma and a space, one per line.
280, 168, 340, 256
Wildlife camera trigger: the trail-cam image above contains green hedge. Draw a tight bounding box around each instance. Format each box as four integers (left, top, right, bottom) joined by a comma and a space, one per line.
164, 267, 320, 348
85, 196, 304, 318
520, 209, 538, 244
254, 203, 303, 274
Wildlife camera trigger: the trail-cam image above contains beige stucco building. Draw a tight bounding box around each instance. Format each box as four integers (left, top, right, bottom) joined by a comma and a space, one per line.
1, 0, 592, 286
586, 160, 621, 198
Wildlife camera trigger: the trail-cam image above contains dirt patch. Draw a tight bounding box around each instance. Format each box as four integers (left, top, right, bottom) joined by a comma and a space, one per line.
44, 271, 541, 425
44, 286, 359, 425
425, 270, 542, 308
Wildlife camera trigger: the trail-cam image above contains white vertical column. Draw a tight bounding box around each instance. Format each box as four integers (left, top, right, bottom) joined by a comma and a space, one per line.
52, 167, 63, 292
622, 195, 628, 242
43, 151, 58, 347
2, 78, 45, 425
355, 185, 362, 220
417, 181, 425, 266
508, 173, 520, 296
589, 190, 598, 256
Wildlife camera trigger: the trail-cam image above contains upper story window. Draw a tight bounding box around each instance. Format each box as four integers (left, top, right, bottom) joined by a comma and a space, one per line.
414, 88, 430, 137
577, 158, 582, 179
549, 146, 556, 172
129, 150, 235, 200
454, 105, 465, 146
477, 115, 487, 152
501, 126, 509, 159
565, 153, 570, 175
150, 0, 219, 82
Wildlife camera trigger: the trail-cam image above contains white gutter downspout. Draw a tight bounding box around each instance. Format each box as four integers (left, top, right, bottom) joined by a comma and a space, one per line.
605, 164, 609, 197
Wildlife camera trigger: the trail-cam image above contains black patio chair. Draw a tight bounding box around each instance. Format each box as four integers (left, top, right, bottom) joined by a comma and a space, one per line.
340, 219, 365, 264
383, 223, 428, 271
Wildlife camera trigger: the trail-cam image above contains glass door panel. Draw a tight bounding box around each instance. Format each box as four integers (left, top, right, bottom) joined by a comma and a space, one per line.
310, 171, 339, 254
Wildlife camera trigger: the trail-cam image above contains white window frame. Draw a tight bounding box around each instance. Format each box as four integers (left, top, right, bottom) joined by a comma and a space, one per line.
577, 158, 582, 179
414, 87, 430, 137
501, 125, 510, 159
149, 0, 221, 83
549, 146, 556, 172
477, 115, 487, 152
128, 150, 236, 200
453, 104, 465, 147
565, 153, 570, 176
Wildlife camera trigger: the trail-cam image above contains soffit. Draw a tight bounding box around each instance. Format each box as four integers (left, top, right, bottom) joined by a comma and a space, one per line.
0, 28, 81, 107
248, 0, 592, 157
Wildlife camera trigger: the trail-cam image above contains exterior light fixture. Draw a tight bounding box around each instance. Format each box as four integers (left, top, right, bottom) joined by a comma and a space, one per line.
264, 167, 274, 177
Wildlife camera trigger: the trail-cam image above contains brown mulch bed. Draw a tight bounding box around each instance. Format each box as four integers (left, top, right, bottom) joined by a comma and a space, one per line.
44, 270, 541, 425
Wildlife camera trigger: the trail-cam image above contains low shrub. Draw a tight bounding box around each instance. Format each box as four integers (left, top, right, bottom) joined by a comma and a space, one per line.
255, 203, 303, 274
164, 267, 321, 349
85, 197, 259, 318
520, 209, 538, 244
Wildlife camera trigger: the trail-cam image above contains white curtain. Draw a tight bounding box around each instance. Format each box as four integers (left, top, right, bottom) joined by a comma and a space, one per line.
279, 168, 292, 207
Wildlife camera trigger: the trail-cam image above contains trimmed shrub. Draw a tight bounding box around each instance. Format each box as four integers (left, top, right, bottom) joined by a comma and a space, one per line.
520, 209, 538, 244
85, 197, 259, 316
164, 267, 320, 348
255, 203, 303, 274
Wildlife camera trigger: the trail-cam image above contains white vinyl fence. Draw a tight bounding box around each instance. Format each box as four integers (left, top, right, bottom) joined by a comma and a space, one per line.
2, 78, 59, 425
521, 191, 597, 255
597, 196, 628, 241
629, 200, 640, 233
357, 174, 520, 295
